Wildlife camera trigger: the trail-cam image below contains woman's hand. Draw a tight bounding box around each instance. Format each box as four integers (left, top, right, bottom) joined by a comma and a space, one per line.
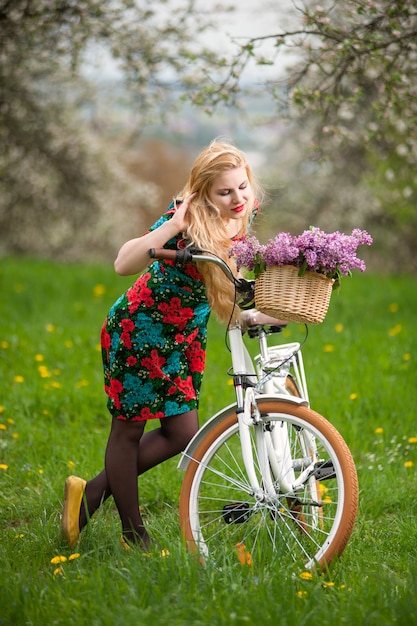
240, 310, 288, 331
170, 193, 197, 233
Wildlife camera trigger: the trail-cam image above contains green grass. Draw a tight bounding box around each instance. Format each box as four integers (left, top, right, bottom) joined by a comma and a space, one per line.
0, 257, 416, 625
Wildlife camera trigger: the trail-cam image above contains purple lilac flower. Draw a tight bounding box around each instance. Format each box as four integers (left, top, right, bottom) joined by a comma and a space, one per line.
230, 227, 372, 280
263, 232, 300, 266
295, 227, 328, 272
295, 228, 372, 277
230, 236, 264, 272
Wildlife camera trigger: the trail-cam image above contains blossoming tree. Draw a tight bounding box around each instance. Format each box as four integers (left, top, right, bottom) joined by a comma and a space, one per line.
186, 0, 417, 269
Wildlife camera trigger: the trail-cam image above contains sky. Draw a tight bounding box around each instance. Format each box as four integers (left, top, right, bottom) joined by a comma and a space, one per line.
184, 0, 298, 79
84, 0, 298, 81
201, 0, 296, 42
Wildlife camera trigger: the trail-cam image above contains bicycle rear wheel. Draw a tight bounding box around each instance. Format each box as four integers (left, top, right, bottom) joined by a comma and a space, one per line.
179, 399, 358, 571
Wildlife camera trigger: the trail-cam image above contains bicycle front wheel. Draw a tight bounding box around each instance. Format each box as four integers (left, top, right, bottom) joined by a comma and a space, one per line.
179, 399, 358, 571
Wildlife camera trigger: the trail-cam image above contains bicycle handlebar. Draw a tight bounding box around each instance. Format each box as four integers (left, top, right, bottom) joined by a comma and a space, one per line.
149, 247, 195, 264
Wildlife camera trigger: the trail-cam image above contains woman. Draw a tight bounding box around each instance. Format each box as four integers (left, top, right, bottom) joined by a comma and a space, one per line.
62, 140, 261, 550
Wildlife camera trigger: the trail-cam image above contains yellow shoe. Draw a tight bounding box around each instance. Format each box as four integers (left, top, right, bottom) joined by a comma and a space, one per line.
61, 476, 86, 547
120, 535, 131, 551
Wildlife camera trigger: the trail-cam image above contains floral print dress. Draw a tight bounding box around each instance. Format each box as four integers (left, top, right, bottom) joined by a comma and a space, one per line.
100, 204, 211, 422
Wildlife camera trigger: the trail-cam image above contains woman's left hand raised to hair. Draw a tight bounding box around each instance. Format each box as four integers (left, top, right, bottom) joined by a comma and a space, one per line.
170, 193, 197, 234
113, 193, 197, 277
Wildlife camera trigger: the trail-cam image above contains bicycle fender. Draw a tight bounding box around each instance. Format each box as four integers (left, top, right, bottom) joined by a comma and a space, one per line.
177, 393, 308, 471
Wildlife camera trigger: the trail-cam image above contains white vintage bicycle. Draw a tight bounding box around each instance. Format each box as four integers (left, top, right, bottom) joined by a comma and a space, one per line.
150, 247, 359, 571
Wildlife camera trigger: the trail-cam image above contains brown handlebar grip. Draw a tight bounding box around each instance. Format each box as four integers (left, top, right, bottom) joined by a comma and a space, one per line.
149, 247, 196, 264
149, 248, 178, 260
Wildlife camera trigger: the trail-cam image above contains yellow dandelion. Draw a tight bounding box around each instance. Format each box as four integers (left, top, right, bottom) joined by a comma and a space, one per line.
1, 341, 9, 349
403, 353, 411, 361
68, 553, 80, 561
46, 324, 56, 333
0, 406, 4, 413
7, 418, 14, 424
227, 379, 234, 386
0, 464, 8, 471
319, 483, 329, 495
299, 571, 313, 580
50, 381, 62, 389
404, 461, 414, 468
95, 344, 101, 352
42, 410, 49, 415
12, 433, 19, 439
335, 323, 343, 333
297, 590, 308, 597
323, 581, 335, 588
14, 533, 25, 539
68, 460, 75, 470
35, 354, 44, 362
38, 366, 51, 378
75, 380, 89, 388
64, 340, 73, 348
14, 375, 24, 383
53, 567, 64, 576
0, 423, 6, 430
375, 427, 384, 434
50, 555, 67, 564
93, 284, 106, 298
408, 437, 417, 444
38, 468, 44, 475
350, 393, 358, 400
323, 496, 333, 504
389, 303, 399, 313
388, 324, 402, 337
323, 344, 335, 353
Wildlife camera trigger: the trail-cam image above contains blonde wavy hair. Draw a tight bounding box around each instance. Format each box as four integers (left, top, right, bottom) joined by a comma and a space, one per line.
176, 140, 262, 325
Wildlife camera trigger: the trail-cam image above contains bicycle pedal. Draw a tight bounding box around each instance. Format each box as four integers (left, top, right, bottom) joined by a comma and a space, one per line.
222, 502, 251, 524
313, 460, 336, 481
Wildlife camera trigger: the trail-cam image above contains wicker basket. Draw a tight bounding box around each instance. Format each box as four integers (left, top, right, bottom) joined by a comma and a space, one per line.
255, 265, 334, 324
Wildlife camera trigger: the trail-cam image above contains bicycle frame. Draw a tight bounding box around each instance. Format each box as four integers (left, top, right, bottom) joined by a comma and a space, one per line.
178, 320, 316, 500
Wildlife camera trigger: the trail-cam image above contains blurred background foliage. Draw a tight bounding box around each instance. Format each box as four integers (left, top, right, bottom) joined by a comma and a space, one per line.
1, 0, 416, 270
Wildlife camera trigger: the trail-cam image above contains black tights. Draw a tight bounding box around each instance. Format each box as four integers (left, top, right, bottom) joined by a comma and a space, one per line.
79, 410, 198, 548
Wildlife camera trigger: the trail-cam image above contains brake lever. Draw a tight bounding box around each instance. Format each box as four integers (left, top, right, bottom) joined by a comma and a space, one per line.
236, 278, 255, 310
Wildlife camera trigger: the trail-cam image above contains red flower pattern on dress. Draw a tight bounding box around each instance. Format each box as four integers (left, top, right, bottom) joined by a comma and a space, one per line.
135, 408, 165, 421
105, 378, 124, 410
185, 341, 206, 373
141, 349, 168, 379
120, 318, 135, 349
184, 328, 199, 344
168, 376, 196, 401
101, 325, 111, 358
185, 263, 204, 281
127, 273, 155, 313
127, 355, 137, 366
158, 297, 194, 331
